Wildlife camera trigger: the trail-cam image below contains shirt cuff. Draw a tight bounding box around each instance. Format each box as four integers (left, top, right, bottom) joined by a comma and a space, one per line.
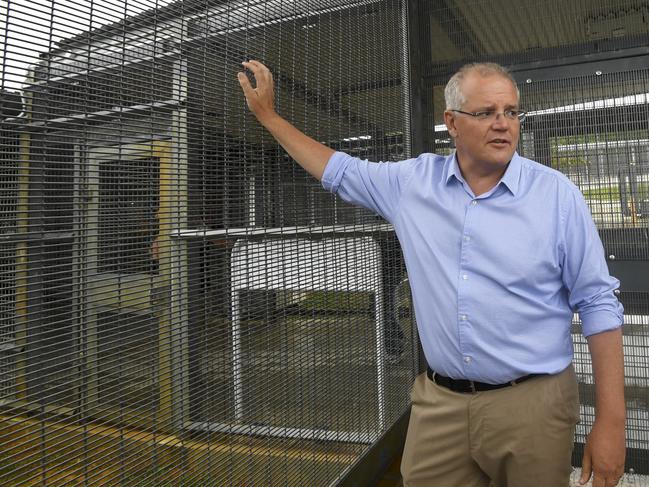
580, 309, 624, 337
321, 151, 350, 193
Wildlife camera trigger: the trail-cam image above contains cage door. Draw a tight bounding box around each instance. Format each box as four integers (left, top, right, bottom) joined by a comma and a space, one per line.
80, 141, 171, 427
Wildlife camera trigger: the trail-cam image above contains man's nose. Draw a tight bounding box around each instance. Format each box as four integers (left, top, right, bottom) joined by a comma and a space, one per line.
491, 112, 509, 129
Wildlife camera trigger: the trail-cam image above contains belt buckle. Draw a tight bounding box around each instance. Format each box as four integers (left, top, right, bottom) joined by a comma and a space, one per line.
469, 380, 476, 393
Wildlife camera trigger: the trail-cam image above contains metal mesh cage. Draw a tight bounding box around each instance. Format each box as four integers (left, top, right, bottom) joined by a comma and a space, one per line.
3, 0, 649, 484
0, 0, 414, 485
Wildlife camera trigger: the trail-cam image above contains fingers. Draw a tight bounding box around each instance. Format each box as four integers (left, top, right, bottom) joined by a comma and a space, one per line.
582, 465, 625, 486
237, 71, 254, 95
246, 59, 270, 72
241, 60, 267, 78
246, 59, 264, 68
580, 454, 593, 485
241, 60, 257, 75
237, 60, 276, 121
241, 60, 273, 85
588, 471, 623, 487
602, 472, 623, 487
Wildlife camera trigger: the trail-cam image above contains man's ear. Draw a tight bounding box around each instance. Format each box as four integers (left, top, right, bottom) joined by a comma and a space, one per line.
444, 110, 458, 138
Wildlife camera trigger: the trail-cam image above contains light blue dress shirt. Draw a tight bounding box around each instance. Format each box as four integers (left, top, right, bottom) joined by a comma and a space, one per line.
322, 150, 624, 384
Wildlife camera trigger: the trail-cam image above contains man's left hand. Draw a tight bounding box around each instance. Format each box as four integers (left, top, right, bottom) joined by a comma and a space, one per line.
580, 418, 625, 487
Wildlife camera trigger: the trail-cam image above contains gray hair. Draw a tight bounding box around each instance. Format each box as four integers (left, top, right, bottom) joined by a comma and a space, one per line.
444, 63, 520, 110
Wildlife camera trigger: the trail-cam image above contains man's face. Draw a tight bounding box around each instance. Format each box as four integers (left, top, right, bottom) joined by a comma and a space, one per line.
444, 72, 520, 171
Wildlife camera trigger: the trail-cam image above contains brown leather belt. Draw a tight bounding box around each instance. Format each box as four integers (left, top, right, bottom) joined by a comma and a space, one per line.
426, 367, 543, 393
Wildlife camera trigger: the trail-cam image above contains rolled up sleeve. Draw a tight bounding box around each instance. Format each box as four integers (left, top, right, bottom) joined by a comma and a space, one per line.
561, 188, 624, 336
321, 151, 414, 223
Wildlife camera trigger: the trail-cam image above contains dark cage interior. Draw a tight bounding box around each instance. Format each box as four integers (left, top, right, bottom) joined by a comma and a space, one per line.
0, 0, 647, 485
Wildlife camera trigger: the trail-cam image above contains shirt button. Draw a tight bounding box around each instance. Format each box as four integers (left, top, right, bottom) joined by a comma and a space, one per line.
460, 314, 467, 321
471, 200, 478, 206
464, 236, 471, 242
464, 356, 472, 364
462, 274, 468, 280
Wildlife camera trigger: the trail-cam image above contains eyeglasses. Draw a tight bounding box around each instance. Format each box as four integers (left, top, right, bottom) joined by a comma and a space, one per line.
451, 109, 526, 123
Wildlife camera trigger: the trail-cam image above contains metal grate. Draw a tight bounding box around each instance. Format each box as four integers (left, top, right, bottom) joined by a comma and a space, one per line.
516, 71, 649, 262
4, 0, 647, 484
0, 0, 413, 485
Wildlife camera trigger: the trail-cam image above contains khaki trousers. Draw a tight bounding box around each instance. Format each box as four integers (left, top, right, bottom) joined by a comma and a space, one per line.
401, 365, 580, 487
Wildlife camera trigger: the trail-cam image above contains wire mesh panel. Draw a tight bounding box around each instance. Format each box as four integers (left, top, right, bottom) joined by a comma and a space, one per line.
0, 0, 414, 485
412, 0, 649, 481
0, 126, 19, 406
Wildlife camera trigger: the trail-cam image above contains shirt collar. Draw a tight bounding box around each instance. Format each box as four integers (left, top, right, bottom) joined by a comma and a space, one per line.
444, 152, 465, 186
444, 151, 521, 196
499, 152, 521, 196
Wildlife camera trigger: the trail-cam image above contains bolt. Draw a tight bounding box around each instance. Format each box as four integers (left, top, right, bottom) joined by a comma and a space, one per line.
608, 254, 616, 260
526, 78, 532, 84
595, 70, 603, 76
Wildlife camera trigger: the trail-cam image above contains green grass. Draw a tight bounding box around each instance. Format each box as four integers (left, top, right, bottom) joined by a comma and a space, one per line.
582, 183, 648, 200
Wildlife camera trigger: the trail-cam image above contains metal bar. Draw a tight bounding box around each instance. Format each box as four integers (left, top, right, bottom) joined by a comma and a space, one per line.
406, 0, 427, 156
171, 224, 395, 238
511, 52, 649, 84
21, 100, 183, 132
423, 37, 649, 82
609, 261, 649, 293
24, 51, 181, 91
185, 421, 379, 444
375, 286, 386, 431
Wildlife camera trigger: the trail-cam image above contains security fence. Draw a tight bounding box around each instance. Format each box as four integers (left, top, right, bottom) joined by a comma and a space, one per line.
1, 0, 648, 486
0, 0, 413, 485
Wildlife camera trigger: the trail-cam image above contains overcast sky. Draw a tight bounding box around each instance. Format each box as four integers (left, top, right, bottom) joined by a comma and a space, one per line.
1, 0, 172, 90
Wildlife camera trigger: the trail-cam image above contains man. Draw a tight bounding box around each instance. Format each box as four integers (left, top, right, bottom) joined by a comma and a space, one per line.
237, 60, 625, 487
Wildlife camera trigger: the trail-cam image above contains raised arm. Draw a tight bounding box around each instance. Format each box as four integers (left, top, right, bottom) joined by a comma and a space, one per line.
237, 60, 334, 181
